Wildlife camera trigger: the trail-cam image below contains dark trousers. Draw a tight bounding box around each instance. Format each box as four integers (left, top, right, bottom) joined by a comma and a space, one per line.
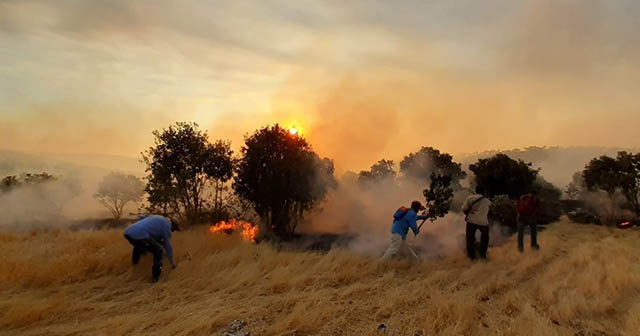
124, 234, 164, 279
466, 222, 489, 260
517, 215, 538, 249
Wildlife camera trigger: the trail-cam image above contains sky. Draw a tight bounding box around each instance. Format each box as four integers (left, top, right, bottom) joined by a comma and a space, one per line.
1, 0, 639, 172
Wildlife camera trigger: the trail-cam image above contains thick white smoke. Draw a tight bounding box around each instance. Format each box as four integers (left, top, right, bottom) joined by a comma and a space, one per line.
304, 170, 478, 259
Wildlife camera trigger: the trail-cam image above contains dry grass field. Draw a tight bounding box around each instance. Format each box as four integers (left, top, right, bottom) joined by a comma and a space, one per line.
1, 218, 639, 336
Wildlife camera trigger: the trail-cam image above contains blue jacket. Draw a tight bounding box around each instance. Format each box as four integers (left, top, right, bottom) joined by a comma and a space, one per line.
124, 215, 174, 265
391, 208, 428, 240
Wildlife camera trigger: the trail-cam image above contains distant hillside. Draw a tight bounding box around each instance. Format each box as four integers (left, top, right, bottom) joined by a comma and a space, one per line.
457, 146, 639, 189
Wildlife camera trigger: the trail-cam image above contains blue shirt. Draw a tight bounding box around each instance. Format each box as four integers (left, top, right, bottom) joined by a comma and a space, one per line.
124, 215, 174, 264
391, 208, 428, 240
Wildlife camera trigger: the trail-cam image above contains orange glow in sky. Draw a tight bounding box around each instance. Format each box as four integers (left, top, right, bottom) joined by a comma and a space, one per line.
287, 122, 303, 136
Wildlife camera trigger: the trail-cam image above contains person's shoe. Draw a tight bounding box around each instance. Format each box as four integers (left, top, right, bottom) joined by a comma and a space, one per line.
518, 246, 524, 253
532, 244, 540, 250
151, 277, 159, 283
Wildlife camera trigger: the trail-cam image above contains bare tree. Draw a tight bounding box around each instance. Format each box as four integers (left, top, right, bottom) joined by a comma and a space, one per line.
95, 172, 145, 220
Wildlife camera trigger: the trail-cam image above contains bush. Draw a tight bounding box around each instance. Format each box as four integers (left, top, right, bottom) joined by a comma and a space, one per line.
489, 195, 517, 233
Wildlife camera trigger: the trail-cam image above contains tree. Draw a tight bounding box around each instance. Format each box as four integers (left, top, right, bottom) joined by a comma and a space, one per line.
422, 173, 454, 221
399, 146, 466, 189
1, 172, 56, 193
531, 176, 563, 224
233, 124, 337, 239
583, 151, 640, 215
142, 122, 234, 225
469, 153, 538, 199
614, 151, 640, 215
94, 172, 145, 220
209, 140, 235, 214
1, 175, 20, 193
357, 159, 396, 188
583, 155, 622, 196
489, 195, 517, 232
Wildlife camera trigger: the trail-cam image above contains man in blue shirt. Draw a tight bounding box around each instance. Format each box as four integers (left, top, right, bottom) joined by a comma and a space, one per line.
381, 200, 428, 263
124, 215, 180, 282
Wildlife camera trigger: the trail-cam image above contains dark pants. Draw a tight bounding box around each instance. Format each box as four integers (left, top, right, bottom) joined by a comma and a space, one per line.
466, 222, 489, 260
517, 215, 538, 249
124, 234, 164, 280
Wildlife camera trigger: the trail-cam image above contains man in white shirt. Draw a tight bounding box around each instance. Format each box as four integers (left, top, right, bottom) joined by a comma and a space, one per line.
462, 187, 492, 260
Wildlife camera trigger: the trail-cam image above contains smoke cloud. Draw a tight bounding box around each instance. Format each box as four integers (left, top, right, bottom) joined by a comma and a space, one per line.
1, 1, 639, 162
2, 1, 640, 241
0, 162, 143, 230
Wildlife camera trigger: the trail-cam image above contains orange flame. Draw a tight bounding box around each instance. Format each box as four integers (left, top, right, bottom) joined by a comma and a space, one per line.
209, 219, 258, 243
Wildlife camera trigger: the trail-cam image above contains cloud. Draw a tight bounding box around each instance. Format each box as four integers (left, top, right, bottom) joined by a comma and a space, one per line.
0, 103, 170, 156
1, 0, 639, 174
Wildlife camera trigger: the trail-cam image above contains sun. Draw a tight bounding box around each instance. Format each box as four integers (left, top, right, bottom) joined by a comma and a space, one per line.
288, 126, 299, 135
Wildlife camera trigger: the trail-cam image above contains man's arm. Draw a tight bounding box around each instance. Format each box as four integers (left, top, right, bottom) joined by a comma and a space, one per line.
162, 230, 175, 267
406, 212, 420, 236
462, 198, 471, 215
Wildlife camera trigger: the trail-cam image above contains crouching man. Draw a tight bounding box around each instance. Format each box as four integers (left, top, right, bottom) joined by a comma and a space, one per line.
381, 201, 428, 263
124, 215, 180, 282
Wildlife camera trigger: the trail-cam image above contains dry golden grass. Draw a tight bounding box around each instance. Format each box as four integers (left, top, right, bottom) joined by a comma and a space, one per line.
1, 218, 639, 336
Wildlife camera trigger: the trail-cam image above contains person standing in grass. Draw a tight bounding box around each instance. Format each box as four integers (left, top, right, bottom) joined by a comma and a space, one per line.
123, 215, 180, 282
462, 186, 492, 260
381, 200, 428, 263
516, 192, 540, 252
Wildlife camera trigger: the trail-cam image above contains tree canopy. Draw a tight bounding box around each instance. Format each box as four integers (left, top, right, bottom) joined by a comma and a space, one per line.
357, 159, 396, 188
142, 122, 234, 225
422, 173, 454, 221
233, 124, 336, 239
583, 151, 640, 215
469, 153, 538, 199
1, 172, 56, 193
399, 146, 466, 189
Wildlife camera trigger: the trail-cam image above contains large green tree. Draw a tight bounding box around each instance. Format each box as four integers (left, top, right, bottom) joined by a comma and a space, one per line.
233, 124, 336, 239
469, 153, 538, 199
142, 122, 234, 225
94, 172, 145, 220
583, 155, 622, 196
399, 146, 466, 189
583, 151, 640, 215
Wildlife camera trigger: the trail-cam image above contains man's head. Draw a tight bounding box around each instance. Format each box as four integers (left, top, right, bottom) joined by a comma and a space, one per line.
170, 219, 181, 232
411, 200, 426, 212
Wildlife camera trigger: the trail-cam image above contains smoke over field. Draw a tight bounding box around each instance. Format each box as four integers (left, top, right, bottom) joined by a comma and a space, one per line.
303, 174, 472, 259
0, 151, 144, 229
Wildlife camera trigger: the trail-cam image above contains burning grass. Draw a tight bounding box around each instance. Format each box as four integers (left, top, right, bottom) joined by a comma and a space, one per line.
1, 219, 639, 335
209, 219, 259, 243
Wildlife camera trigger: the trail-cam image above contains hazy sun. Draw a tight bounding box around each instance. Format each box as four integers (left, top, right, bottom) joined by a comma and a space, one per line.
289, 127, 299, 135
